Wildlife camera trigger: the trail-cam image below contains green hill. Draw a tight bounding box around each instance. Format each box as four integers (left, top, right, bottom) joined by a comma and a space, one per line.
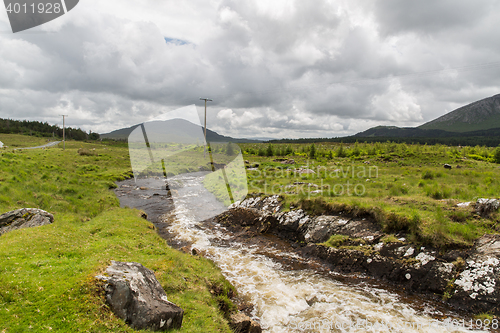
419, 94, 500, 132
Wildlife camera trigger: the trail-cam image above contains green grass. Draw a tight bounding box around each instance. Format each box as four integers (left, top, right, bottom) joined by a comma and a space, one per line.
0, 136, 234, 332
237, 141, 500, 250
0, 133, 54, 148
321, 234, 349, 247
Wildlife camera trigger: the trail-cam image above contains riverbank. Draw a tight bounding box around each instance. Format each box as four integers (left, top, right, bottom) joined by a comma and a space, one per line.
115, 173, 486, 332
0, 138, 237, 332
216, 194, 500, 319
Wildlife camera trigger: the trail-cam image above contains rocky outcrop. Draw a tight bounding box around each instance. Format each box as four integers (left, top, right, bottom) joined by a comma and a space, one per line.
219, 196, 500, 315
96, 261, 183, 331
0, 208, 54, 236
451, 234, 500, 314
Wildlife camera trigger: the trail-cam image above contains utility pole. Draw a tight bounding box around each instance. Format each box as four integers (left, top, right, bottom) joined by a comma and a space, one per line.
199, 98, 212, 158
61, 115, 68, 150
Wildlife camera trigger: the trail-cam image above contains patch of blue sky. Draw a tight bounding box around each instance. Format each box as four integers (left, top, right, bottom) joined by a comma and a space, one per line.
164, 37, 190, 45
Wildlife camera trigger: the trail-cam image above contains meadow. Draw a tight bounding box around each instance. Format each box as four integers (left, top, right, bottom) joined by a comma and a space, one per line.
2, 134, 500, 331
0, 136, 235, 332
238, 141, 500, 250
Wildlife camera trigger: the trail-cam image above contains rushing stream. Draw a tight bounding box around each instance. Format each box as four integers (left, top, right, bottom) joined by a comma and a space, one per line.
115, 173, 484, 333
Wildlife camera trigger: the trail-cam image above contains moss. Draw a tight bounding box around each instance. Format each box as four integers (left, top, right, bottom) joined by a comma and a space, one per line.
320, 234, 349, 247
380, 234, 402, 244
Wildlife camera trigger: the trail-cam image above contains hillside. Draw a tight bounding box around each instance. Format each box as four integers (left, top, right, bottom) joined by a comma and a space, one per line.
101, 119, 261, 143
419, 94, 500, 132
354, 126, 451, 138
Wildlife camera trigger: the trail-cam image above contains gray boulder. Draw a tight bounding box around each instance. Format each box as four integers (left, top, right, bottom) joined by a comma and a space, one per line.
475, 198, 499, 217
96, 261, 183, 331
0, 208, 54, 236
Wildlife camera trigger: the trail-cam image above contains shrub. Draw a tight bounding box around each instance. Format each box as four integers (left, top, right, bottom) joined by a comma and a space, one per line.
494, 147, 500, 164
336, 144, 347, 158
266, 144, 274, 157
77, 148, 97, 156
309, 144, 316, 159
422, 170, 434, 180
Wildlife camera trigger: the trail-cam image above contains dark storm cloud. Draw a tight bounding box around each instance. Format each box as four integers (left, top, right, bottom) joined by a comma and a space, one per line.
1, 0, 500, 137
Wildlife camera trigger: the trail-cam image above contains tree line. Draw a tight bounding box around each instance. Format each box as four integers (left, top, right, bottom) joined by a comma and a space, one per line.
0, 118, 100, 141
268, 135, 500, 147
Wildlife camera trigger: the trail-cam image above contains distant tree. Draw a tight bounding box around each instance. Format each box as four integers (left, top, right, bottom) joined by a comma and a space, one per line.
89, 131, 100, 140
309, 144, 316, 159
266, 144, 274, 156
336, 143, 347, 158
351, 142, 361, 156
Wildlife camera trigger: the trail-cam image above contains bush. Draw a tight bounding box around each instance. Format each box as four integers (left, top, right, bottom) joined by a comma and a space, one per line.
422, 170, 434, 180
336, 144, 347, 158
266, 144, 274, 157
494, 147, 500, 164
77, 148, 97, 156
309, 144, 316, 159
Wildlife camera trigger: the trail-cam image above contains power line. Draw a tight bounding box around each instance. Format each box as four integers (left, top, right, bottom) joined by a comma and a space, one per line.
61, 115, 68, 150
200, 98, 212, 158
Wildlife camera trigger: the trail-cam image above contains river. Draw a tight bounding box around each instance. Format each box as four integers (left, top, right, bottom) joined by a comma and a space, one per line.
115, 172, 484, 333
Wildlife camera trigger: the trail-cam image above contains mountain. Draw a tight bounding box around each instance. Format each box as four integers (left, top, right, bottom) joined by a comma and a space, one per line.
355, 93, 500, 139
101, 119, 261, 143
354, 125, 500, 138
354, 126, 451, 138
419, 94, 500, 132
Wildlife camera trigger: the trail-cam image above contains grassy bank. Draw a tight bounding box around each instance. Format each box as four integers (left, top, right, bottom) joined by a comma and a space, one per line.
238, 142, 500, 250
0, 137, 234, 332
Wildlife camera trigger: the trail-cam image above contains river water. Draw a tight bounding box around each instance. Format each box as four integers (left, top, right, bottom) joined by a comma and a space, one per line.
115, 173, 483, 333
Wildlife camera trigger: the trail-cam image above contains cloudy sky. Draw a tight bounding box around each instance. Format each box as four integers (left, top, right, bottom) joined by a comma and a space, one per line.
1, 0, 500, 139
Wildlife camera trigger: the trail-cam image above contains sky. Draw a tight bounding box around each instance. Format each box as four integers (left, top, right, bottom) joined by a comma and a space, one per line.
1, 0, 500, 139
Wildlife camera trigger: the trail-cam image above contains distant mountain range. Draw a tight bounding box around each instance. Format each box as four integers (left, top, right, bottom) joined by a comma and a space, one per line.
102, 94, 500, 145
101, 119, 262, 143
356, 94, 500, 138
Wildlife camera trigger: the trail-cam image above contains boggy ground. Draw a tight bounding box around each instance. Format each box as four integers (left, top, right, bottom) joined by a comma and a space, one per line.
215, 194, 500, 319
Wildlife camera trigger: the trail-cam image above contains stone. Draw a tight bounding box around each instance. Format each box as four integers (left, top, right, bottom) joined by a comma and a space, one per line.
451, 235, 500, 314
475, 198, 499, 217
95, 261, 183, 331
229, 312, 262, 333
0, 208, 54, 236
